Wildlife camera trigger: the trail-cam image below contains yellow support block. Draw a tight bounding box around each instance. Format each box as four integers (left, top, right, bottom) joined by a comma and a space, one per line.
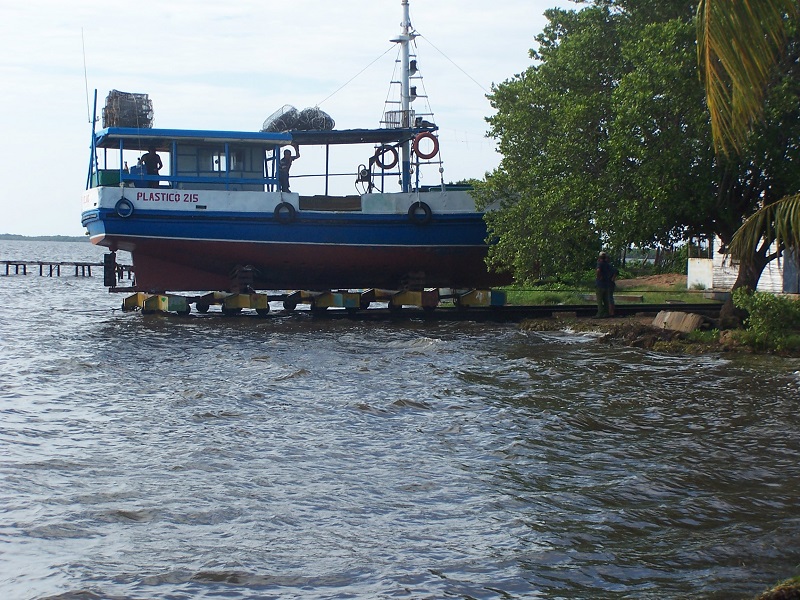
141, 294, 189, 314
456, 289, 507, 308
250, 294, 270, 312
122, 292, 150, 311
222, 293, 270, 311
216, 293, 270, 315
222, 294, 250, 310
313, 291, 362, 309
390, 288, 439, 309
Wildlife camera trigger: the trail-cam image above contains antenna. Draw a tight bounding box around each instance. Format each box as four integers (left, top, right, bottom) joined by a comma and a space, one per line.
82, 28, 92, 124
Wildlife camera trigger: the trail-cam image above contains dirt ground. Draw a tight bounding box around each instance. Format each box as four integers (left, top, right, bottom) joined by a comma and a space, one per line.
615, 273, 687, 289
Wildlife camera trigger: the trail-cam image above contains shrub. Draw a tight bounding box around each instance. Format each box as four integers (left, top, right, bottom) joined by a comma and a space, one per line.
686, 328, 719, 344
732, 288, 800, 351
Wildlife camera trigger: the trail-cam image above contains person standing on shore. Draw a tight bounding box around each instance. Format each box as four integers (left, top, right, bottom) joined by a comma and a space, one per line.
595, 251, 613, 317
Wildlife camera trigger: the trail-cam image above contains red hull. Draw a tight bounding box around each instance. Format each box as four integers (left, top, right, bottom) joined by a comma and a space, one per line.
114, 237, 510, 292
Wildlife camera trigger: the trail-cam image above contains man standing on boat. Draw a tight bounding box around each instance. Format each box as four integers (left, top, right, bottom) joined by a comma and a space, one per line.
279, 144, 300, 192
141, 146, 162, 188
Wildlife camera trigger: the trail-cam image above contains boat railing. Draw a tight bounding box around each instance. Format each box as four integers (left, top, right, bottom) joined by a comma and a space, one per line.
91, 170, 280, 190
381, 109, 415, 129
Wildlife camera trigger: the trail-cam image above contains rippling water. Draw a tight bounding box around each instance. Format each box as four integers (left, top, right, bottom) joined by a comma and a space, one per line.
1, 240, 799, 600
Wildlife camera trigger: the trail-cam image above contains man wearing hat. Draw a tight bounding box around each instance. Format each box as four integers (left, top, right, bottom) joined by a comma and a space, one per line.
595, 251, 614, 317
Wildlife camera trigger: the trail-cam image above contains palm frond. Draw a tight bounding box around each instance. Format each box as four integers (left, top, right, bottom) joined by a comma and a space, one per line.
729, 194, 800, 259
696, 0, 797, 155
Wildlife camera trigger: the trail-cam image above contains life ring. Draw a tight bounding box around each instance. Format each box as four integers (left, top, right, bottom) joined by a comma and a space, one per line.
374, 145, 398, 169
413, 132, 439, 160
115, 198, 134, 218
408, 201, 432, 225
274, 202, 296, 224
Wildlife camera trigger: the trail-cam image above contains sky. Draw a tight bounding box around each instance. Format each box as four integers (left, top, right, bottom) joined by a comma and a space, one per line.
0, 0, 575, 236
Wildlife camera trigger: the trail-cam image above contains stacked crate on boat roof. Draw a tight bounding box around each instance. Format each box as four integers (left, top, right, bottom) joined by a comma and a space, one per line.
102, 90, 154, 128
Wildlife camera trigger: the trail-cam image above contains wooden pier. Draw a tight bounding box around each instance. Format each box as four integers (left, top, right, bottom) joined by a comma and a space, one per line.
1, 260, 133, 279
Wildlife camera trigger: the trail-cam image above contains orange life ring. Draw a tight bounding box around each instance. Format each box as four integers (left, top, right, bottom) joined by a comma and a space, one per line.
413, 132, 439, 160
374, 145, 398, 169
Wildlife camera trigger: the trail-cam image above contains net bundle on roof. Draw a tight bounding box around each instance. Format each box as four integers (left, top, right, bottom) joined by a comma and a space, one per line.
102, 90, 154, 128
261, 105, 335, 132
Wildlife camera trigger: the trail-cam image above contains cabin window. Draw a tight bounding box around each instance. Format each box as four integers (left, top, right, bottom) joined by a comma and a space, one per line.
230, 150, 245, 172
212, 151, 227, 172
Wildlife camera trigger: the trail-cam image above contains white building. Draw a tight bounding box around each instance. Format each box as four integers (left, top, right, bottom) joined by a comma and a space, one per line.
687, 237, 800, 293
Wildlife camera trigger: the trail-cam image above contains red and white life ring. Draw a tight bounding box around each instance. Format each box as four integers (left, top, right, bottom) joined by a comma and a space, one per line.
374, 145, 399, 170
413, 132, 439, 160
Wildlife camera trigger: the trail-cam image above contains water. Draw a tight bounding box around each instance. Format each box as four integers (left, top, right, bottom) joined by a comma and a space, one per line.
1, 240, 799, 600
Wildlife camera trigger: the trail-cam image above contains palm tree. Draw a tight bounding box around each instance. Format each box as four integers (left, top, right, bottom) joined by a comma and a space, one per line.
696, 0, 800, 291
697, 0, 797, 155
728, 193, 800, 261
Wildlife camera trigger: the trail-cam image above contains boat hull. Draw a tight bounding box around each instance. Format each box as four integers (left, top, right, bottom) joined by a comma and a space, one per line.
81, 191, 509, 291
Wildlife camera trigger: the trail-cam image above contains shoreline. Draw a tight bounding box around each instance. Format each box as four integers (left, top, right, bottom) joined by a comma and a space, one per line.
519, 313, 772, 356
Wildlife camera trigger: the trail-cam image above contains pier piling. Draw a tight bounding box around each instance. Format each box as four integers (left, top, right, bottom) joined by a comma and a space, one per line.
1, 260, 132, 279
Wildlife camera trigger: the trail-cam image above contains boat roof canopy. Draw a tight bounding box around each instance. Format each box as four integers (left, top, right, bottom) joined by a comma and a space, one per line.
94, 127, 292, 150
290, 126, 437, 146
94, 125, 438, 151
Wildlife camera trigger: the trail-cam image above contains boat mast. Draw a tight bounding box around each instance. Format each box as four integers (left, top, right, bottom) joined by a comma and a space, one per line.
398, 0, 414, 192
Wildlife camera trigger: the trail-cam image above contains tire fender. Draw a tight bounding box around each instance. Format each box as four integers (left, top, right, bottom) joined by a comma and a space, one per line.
115, 198, 134, 218
274, 202, 296, 224
408, 201, 432, 225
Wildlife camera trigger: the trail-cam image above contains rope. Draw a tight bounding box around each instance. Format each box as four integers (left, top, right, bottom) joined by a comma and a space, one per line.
416, 34, 490, 95
316, 45, 396, 108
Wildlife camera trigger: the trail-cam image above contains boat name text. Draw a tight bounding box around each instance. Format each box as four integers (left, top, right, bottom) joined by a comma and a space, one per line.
136, 192, 199, 203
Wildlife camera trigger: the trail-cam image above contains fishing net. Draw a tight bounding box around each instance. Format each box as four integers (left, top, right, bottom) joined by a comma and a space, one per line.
261, 105, 335, 132
297, 107, 335, 131
102, 90, 154, 128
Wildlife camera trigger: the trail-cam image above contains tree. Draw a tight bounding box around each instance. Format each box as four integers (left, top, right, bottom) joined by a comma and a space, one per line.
476, 2, 715, 282
477, 0, 800, 297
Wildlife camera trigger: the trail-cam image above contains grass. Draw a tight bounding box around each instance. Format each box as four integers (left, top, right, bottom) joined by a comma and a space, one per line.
503, 282, 717, 306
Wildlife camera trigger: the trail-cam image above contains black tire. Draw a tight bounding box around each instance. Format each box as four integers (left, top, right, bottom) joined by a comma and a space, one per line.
408, 201, 432, 225
195, 302, 210, 313
274, 202, 296, 224
115, 198, 134, 218
283, 299, 298, 312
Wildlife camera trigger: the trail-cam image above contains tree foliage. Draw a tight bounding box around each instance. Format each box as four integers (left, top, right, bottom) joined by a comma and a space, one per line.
477, 0, 800, 287
475, 2, 712, 281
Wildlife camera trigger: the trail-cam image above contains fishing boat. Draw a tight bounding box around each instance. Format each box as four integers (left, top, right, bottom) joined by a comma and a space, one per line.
80, 0, 509, 295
